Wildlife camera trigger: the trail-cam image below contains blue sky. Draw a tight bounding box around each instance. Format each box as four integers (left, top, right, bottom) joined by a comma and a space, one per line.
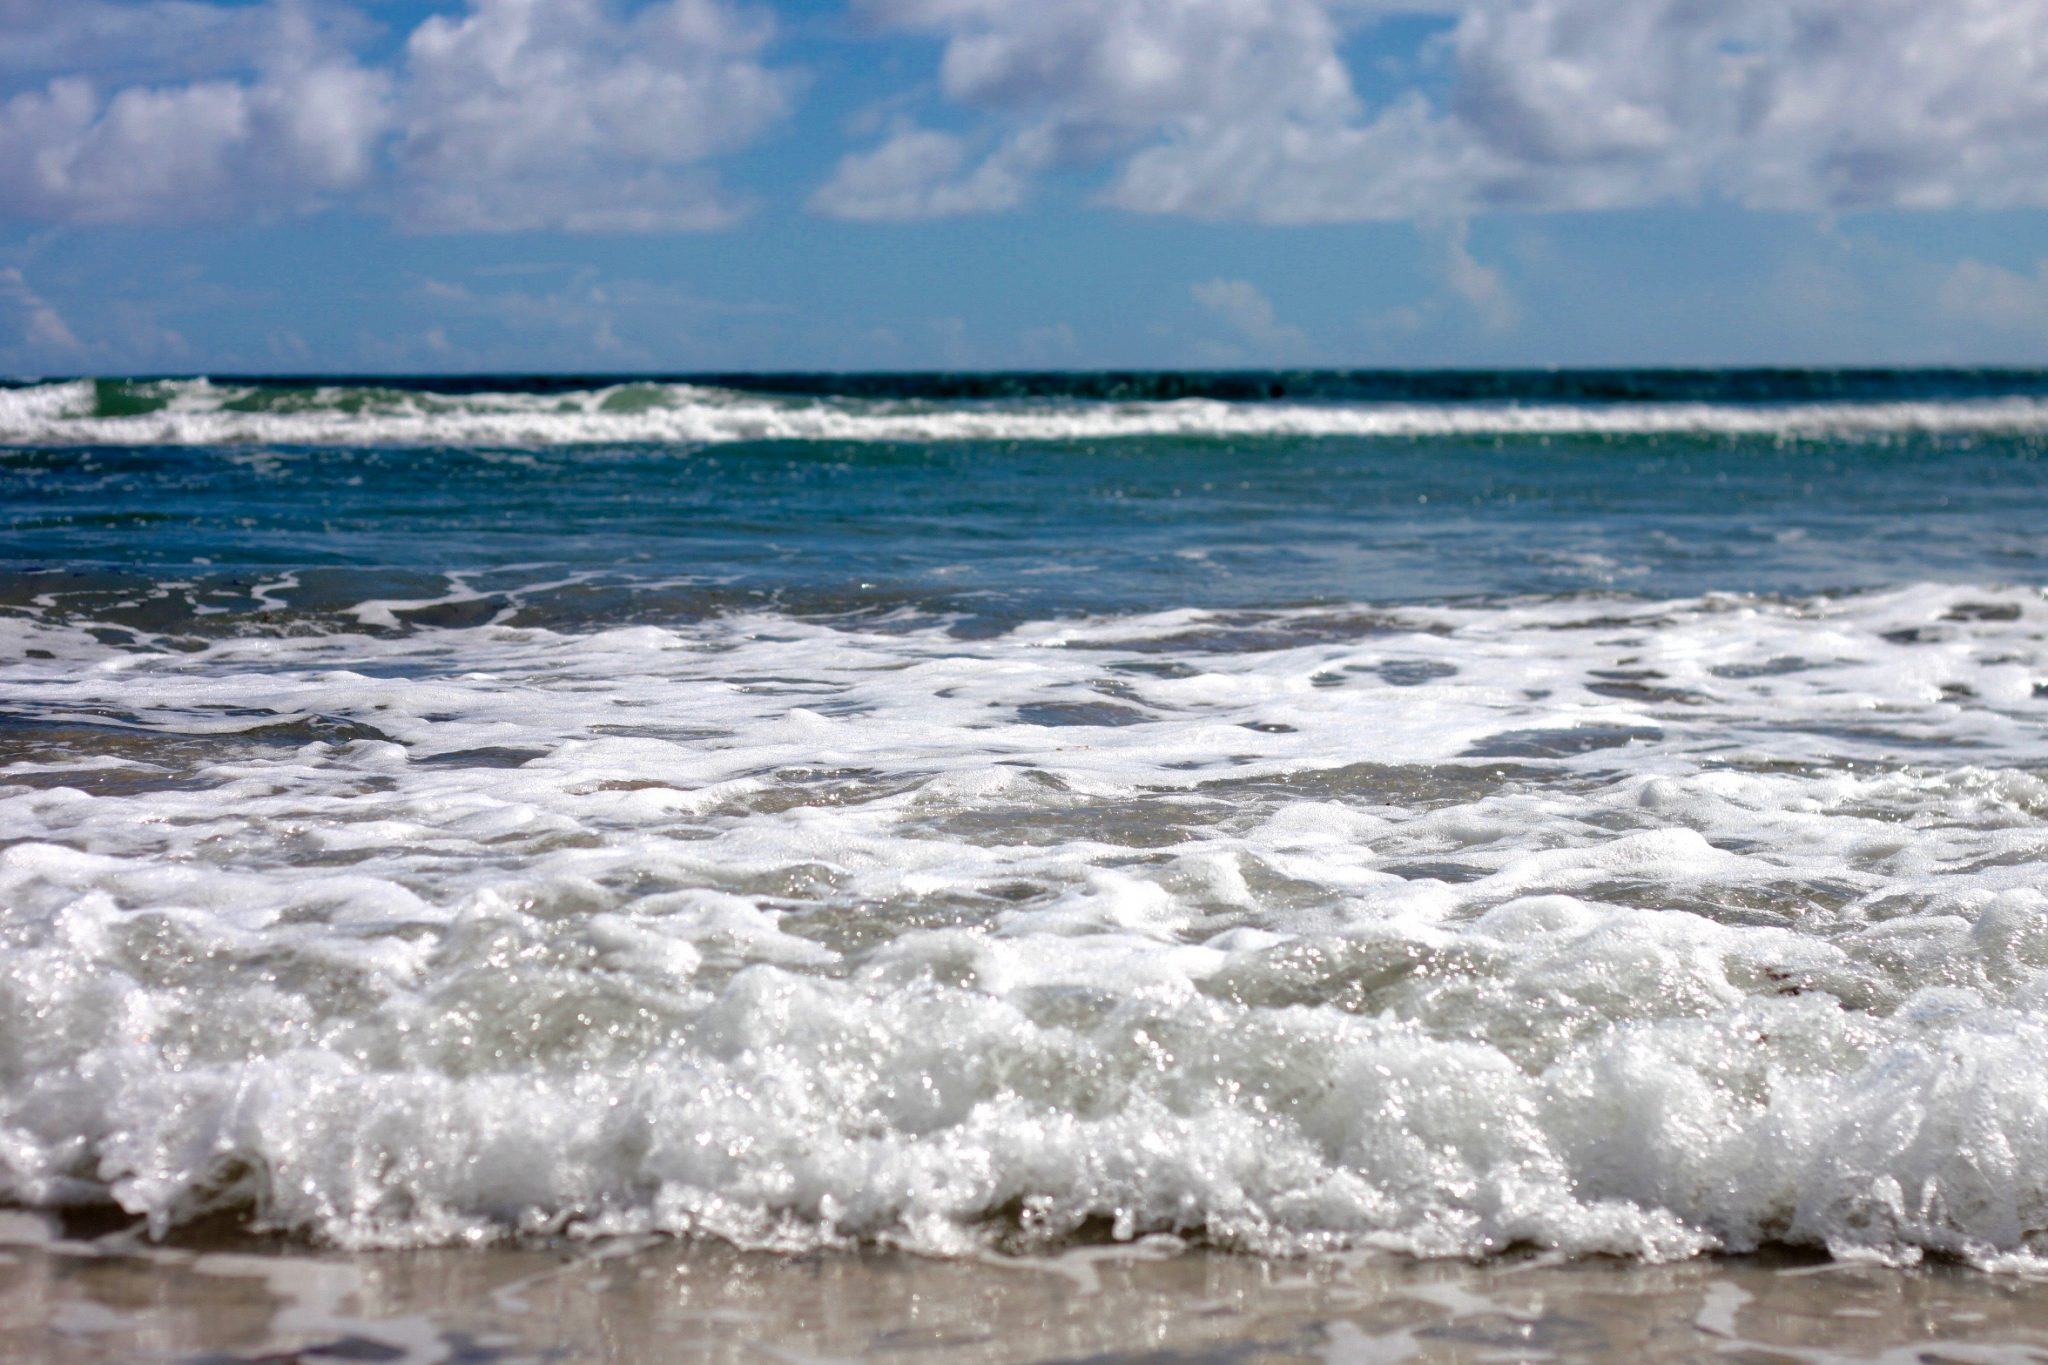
2, 0, 2046, 375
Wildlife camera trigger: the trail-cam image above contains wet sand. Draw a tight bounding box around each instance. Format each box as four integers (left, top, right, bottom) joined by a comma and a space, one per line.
7, 1215, 2048, 1364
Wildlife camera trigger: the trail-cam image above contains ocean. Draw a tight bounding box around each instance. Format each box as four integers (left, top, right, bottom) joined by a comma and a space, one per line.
4, 368, 2048, 1271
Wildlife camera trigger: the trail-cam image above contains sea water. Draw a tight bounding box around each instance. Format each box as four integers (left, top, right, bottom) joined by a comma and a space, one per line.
3, 370, 2047, 1266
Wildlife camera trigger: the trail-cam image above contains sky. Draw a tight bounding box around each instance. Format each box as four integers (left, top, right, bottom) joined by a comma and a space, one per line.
1, 0, 2045, 375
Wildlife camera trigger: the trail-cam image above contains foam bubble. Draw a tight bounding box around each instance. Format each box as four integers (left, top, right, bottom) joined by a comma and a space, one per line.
1, 585, 2047, 1263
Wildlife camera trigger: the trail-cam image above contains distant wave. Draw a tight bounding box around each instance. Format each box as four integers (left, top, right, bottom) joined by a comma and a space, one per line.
5, 376, 2048, 446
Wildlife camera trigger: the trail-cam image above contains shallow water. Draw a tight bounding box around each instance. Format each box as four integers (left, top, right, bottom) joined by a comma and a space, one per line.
3, 371, 2047, 1269
11, 1215, 2048, 1364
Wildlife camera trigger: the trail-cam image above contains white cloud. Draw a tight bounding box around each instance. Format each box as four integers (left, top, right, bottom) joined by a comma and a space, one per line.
1191, 277, 1309, 353
1433, 220, 1515, 331
395, 0, 796, 232
1438, 0, 2048, 215
0, 0, 796, 232
828, 0, 1362, 220
0, 1, 389, 224
0, 265, 82, 356
0, 5, 391, 225
832, 0, 2048, 222
4, 0, 2044, 235
1355, 221, 1517, 341
0, 0, 376, 83
808, 122, 1027, 221
417, 271, 648, 356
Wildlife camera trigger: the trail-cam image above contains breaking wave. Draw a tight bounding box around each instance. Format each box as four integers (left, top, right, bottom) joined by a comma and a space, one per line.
6, 376, 2048, 446
5, 586, 2048, 1263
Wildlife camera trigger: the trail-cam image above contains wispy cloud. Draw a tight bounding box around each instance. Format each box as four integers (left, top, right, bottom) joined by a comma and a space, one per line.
1191, 278, 1309, 356
1433, 221, 1516, 333
1938, 258, 2048, 334
0, 265, 82, 356
808, 121, 1028, 221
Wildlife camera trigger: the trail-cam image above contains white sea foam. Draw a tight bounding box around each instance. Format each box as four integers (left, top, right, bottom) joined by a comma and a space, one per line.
2, 584, 2047, 1263
4, 378, 2048, 446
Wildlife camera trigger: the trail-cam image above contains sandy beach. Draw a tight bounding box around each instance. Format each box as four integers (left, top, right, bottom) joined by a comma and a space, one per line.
9, 1212, 2048, 1364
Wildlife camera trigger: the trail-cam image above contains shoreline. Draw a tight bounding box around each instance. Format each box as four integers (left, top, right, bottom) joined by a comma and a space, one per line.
9, 1217, 2048, 1363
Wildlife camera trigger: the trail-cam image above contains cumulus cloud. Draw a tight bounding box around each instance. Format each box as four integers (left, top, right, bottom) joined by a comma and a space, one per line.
1438, 0, 2048, 215
829, 0, 2048, 222
821, 0, 1362, 221
6, 0, 2044, 233
396, 0, 796, 232
0, 0, 796, 232
0, 2, 390, 223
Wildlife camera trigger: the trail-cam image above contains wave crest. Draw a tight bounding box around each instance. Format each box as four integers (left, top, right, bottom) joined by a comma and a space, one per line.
5, 377, 2048, 446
